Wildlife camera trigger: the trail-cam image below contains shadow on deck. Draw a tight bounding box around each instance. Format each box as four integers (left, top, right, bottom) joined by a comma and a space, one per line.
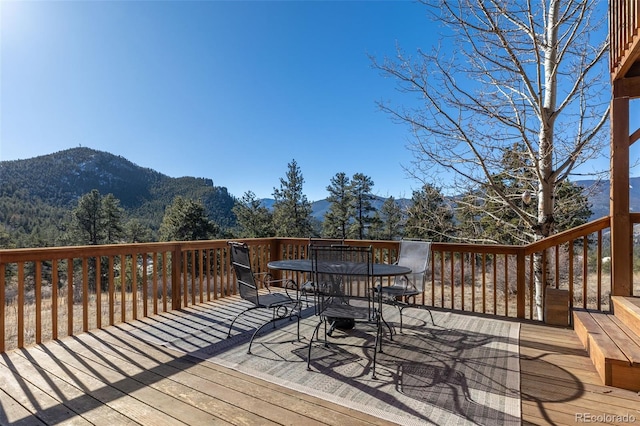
0, 297, 638, 425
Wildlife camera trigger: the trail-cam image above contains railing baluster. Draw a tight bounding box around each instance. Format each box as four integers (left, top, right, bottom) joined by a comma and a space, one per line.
120, 254, 126, 323
504, 255, 509, 317
142, 253, 148, 318
18, 262, 25, 348
162, 251, 168, 312
35, 261, 42, 344
555, 245, 560, 289
96, 256, 102, 329
153, 252, 159, 314
183, 251, 189, 307
199, 249, 204, 304
461, 253, 465, 311
569, 241, 575, 311
67, 258, 73, 337
450, 251, 455, 310
597, 230, 603, 311
583, 235, 588, 309
132, 254, 138, 320
52, 260, 58, 340
430, 250, 435, 306
82, 257, 89, 332
471, 253, 476, 312
492, 255, 497, 315
0, 263, 5, 352
528, 254, 534, 319
213, 248, 219, 300
109, 255, 115, 325
482, 253, 487, 314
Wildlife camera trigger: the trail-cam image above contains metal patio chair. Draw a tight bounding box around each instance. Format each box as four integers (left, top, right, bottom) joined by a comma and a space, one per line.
300, 239, 346, 308
375, 239, 433, 334
306, 245, 383, 379
227, 241, 301, 354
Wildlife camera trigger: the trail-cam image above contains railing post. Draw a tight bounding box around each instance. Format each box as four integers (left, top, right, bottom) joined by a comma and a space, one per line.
269, 238, 284, 281
517, 248, 526, 319
172, 244, 182, 310
610, 94, 632, 296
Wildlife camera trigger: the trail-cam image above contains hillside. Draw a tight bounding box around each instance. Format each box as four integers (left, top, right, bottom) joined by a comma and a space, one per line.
2, 147, 637, 248
570, 178, 640, 219
0, 148, 236, 240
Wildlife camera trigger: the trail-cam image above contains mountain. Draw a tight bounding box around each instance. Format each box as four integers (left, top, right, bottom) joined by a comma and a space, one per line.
572, 177, 640, 219
2, 147, 637, 248
0, 147, 237, 234
261, 197, 411, 221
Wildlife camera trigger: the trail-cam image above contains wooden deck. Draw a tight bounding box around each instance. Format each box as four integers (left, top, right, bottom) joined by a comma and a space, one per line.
1, 303, 639, 425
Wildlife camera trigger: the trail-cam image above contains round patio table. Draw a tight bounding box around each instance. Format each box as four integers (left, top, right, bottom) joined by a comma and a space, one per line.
267, 259, 411, 277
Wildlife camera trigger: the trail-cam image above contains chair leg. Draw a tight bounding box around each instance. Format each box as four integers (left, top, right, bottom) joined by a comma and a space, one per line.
396, 304, 434, 334
372, 317, 381, 379
397, 305, 405, 333
307, 320, 323, 371
247, 320, 272, 354
227, 307, 256, 338
377, 317, 384, 354
380, 313, 394, 341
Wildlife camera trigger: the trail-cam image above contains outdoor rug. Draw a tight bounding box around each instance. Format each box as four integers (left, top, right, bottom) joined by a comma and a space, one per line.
128, 296, 521, 425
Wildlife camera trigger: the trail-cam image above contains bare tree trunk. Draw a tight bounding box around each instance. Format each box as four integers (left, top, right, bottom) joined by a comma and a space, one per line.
371, 0, 609, 319
533, 0, 560, 320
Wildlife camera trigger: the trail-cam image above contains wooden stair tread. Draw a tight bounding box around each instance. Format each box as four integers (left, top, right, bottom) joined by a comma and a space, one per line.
612, 296, 640, 337
593, 314, 640, 366
612, 296, 640, 314
573, 310, 629, 365
573, 307, 640, 391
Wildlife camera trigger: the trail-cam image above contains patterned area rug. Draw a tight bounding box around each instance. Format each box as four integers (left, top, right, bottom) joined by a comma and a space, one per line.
128, 296, 521, 425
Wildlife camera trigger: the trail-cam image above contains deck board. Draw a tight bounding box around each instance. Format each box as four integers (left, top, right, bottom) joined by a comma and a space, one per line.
1, 303, 639, 425
519, 322, 640, 425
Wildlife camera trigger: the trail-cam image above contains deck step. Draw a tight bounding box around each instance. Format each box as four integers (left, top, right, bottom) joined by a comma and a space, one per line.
612, 296, 640, 337
573, 309, 640, 391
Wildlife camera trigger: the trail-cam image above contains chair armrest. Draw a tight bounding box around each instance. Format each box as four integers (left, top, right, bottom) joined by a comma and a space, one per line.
255, 272, 298, 298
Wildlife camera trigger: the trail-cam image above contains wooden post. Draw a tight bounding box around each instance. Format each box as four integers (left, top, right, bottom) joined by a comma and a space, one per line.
610, 94, 632, 296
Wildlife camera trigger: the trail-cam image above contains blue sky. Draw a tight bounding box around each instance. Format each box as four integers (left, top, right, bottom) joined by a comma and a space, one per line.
0, 1, 625, 202
1, 0, 436, 202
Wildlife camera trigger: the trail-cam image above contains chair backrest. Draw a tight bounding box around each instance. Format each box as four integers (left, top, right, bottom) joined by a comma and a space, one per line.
394, 239, 432, 292
309, 238, 346, 246
228, 241, 259, 306
311, 245, 372, 299
307, 238, 347, 259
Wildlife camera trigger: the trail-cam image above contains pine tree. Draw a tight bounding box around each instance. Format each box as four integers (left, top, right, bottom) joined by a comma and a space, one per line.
102, 193, 125, 243
348, 173, 375, 240
378, 196, 404, 241
73, 189, 105, 245
405, 184, 454, 242
272, 160, 313, 237
232, 191, 274, 238
322, 172, 353, 239
159, 196, 219, 241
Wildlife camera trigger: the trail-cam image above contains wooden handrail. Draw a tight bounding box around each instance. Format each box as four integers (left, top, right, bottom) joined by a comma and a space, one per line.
524, 216, 611, 255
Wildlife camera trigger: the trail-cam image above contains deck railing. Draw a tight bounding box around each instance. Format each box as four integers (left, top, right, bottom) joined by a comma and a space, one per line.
2, 215, 637, 353
610, 0, 640, 79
